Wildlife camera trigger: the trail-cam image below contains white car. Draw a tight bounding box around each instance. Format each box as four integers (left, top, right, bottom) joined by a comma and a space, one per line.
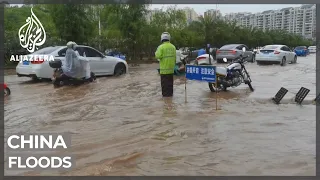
194, 54, 214, 65
255, 45, 297, 66
16, 45, 128, 80
308, 46, 316, 53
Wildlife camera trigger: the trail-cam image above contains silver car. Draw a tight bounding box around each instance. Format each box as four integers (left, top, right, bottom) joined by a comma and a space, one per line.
256, 45, 297, 66
216, 44, 255, 63
16, 45, 128, 80
308, 46, 316, 53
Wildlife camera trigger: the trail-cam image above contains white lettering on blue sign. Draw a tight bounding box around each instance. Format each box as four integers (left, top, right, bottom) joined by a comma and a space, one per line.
187, 67, 191, 73
187, 66, 215, 75
199, 67, 216, 75
210, 68, 215, 75
201, 68, 205, 75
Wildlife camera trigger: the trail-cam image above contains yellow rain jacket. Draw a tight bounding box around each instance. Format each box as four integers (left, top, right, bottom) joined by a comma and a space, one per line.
155, 42, 176, 74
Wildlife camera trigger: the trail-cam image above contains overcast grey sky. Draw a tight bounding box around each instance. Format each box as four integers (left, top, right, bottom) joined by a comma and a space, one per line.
150, 4, 304, 15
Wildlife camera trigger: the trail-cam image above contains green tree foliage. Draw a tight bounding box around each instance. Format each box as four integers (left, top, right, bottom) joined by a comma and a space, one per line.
4, 4, 313, 65
48, 4, 97, 44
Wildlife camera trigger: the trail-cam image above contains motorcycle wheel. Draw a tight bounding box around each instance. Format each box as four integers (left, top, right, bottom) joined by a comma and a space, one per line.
4, 87, 11, 96
91, 72, 96, 80
87, 72, 96, 82
248, 82, 254, 92
208, 82, 227, 92
240, 67, 254, 92
53, 79, 64, 88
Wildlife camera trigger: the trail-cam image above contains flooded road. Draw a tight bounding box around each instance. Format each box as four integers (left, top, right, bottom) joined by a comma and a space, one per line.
4, 54, 316, 176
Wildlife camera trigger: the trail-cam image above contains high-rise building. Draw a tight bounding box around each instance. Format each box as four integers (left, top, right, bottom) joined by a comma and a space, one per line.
147, 7, 199, 24
204, 9, 222, 19
182, 7, 199, 23
223, 4, 316, 38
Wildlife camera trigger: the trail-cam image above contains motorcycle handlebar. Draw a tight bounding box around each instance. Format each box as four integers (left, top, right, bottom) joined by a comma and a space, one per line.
233, 55, 249, 63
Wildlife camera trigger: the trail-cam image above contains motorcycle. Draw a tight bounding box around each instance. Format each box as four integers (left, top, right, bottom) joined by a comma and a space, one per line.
49, 59, 96, 88
2, 83, 11, 96
204, 47, 254, 92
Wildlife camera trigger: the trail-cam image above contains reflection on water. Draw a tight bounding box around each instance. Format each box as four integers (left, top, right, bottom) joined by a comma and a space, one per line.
162, 97, 178, 117
4, 55, 316, 176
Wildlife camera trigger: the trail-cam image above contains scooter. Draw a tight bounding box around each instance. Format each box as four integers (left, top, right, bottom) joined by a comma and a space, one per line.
196, 47, 254, 92
157, 55, 188, 76
2, 83, 11, 96
49, 60, 96, 88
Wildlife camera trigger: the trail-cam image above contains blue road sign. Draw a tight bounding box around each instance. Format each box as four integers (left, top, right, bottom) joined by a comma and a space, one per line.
185, 65, 216, 83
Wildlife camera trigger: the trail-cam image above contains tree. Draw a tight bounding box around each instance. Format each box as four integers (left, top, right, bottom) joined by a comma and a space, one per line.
4, 4, 313, 64
48, 4, 96, 44
100, 2, 149, 60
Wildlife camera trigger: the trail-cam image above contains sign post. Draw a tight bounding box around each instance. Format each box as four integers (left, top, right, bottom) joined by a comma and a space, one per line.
207, 44, 211, 65
215, 83, 218, 110
185, 69, 187, 103
185, 64, 218, 110
206, 43, 217, 110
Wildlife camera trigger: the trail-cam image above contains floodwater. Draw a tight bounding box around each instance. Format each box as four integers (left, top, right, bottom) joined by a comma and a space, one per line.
4, 54, 316, 176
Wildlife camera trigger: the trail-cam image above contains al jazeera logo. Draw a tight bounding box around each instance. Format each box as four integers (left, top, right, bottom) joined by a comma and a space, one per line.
10, 8, 54, 63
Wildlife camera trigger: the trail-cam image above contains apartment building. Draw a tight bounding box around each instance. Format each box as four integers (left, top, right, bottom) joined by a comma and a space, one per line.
224, 4, 316, 38
146, 7, 199, 24
182, 7, 200, 23
204, 9, 222, 19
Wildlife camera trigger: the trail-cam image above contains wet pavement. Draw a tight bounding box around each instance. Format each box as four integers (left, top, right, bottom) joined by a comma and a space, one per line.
4, 54, 316, 175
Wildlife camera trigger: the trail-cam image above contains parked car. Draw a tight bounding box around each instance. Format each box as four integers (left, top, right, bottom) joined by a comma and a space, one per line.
308, 46, 316, 53
194, 54, 215, 65
16, 46, 128, 81
216, 44, 255, 63
294, 46, 309, 56
255, 45, 297, 66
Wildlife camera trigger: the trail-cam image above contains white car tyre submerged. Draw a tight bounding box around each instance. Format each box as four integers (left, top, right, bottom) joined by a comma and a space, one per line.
280, 57, 286, 66
114, 63, 127, 76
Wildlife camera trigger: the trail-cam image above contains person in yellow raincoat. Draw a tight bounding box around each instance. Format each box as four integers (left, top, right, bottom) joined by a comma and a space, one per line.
155, 32, 176, 97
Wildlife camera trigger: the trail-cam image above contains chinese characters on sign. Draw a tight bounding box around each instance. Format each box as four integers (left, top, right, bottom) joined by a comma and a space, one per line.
186, 66, 215, 75
186, 66, 199, 74
187, 66, 215, 75
185, 65, 216, 83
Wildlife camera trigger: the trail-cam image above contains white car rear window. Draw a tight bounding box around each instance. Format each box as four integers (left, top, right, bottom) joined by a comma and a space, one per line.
262, 45, 279, 50
32, 47, 60, 54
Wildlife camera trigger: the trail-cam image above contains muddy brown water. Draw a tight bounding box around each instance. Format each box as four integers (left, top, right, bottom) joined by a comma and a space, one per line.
4, 54, 316, 175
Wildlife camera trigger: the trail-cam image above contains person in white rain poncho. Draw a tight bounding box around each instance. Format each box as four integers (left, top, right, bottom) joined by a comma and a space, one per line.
63, 41, 83, 78
80, 51, 91, 80
63, 41, 93, 81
